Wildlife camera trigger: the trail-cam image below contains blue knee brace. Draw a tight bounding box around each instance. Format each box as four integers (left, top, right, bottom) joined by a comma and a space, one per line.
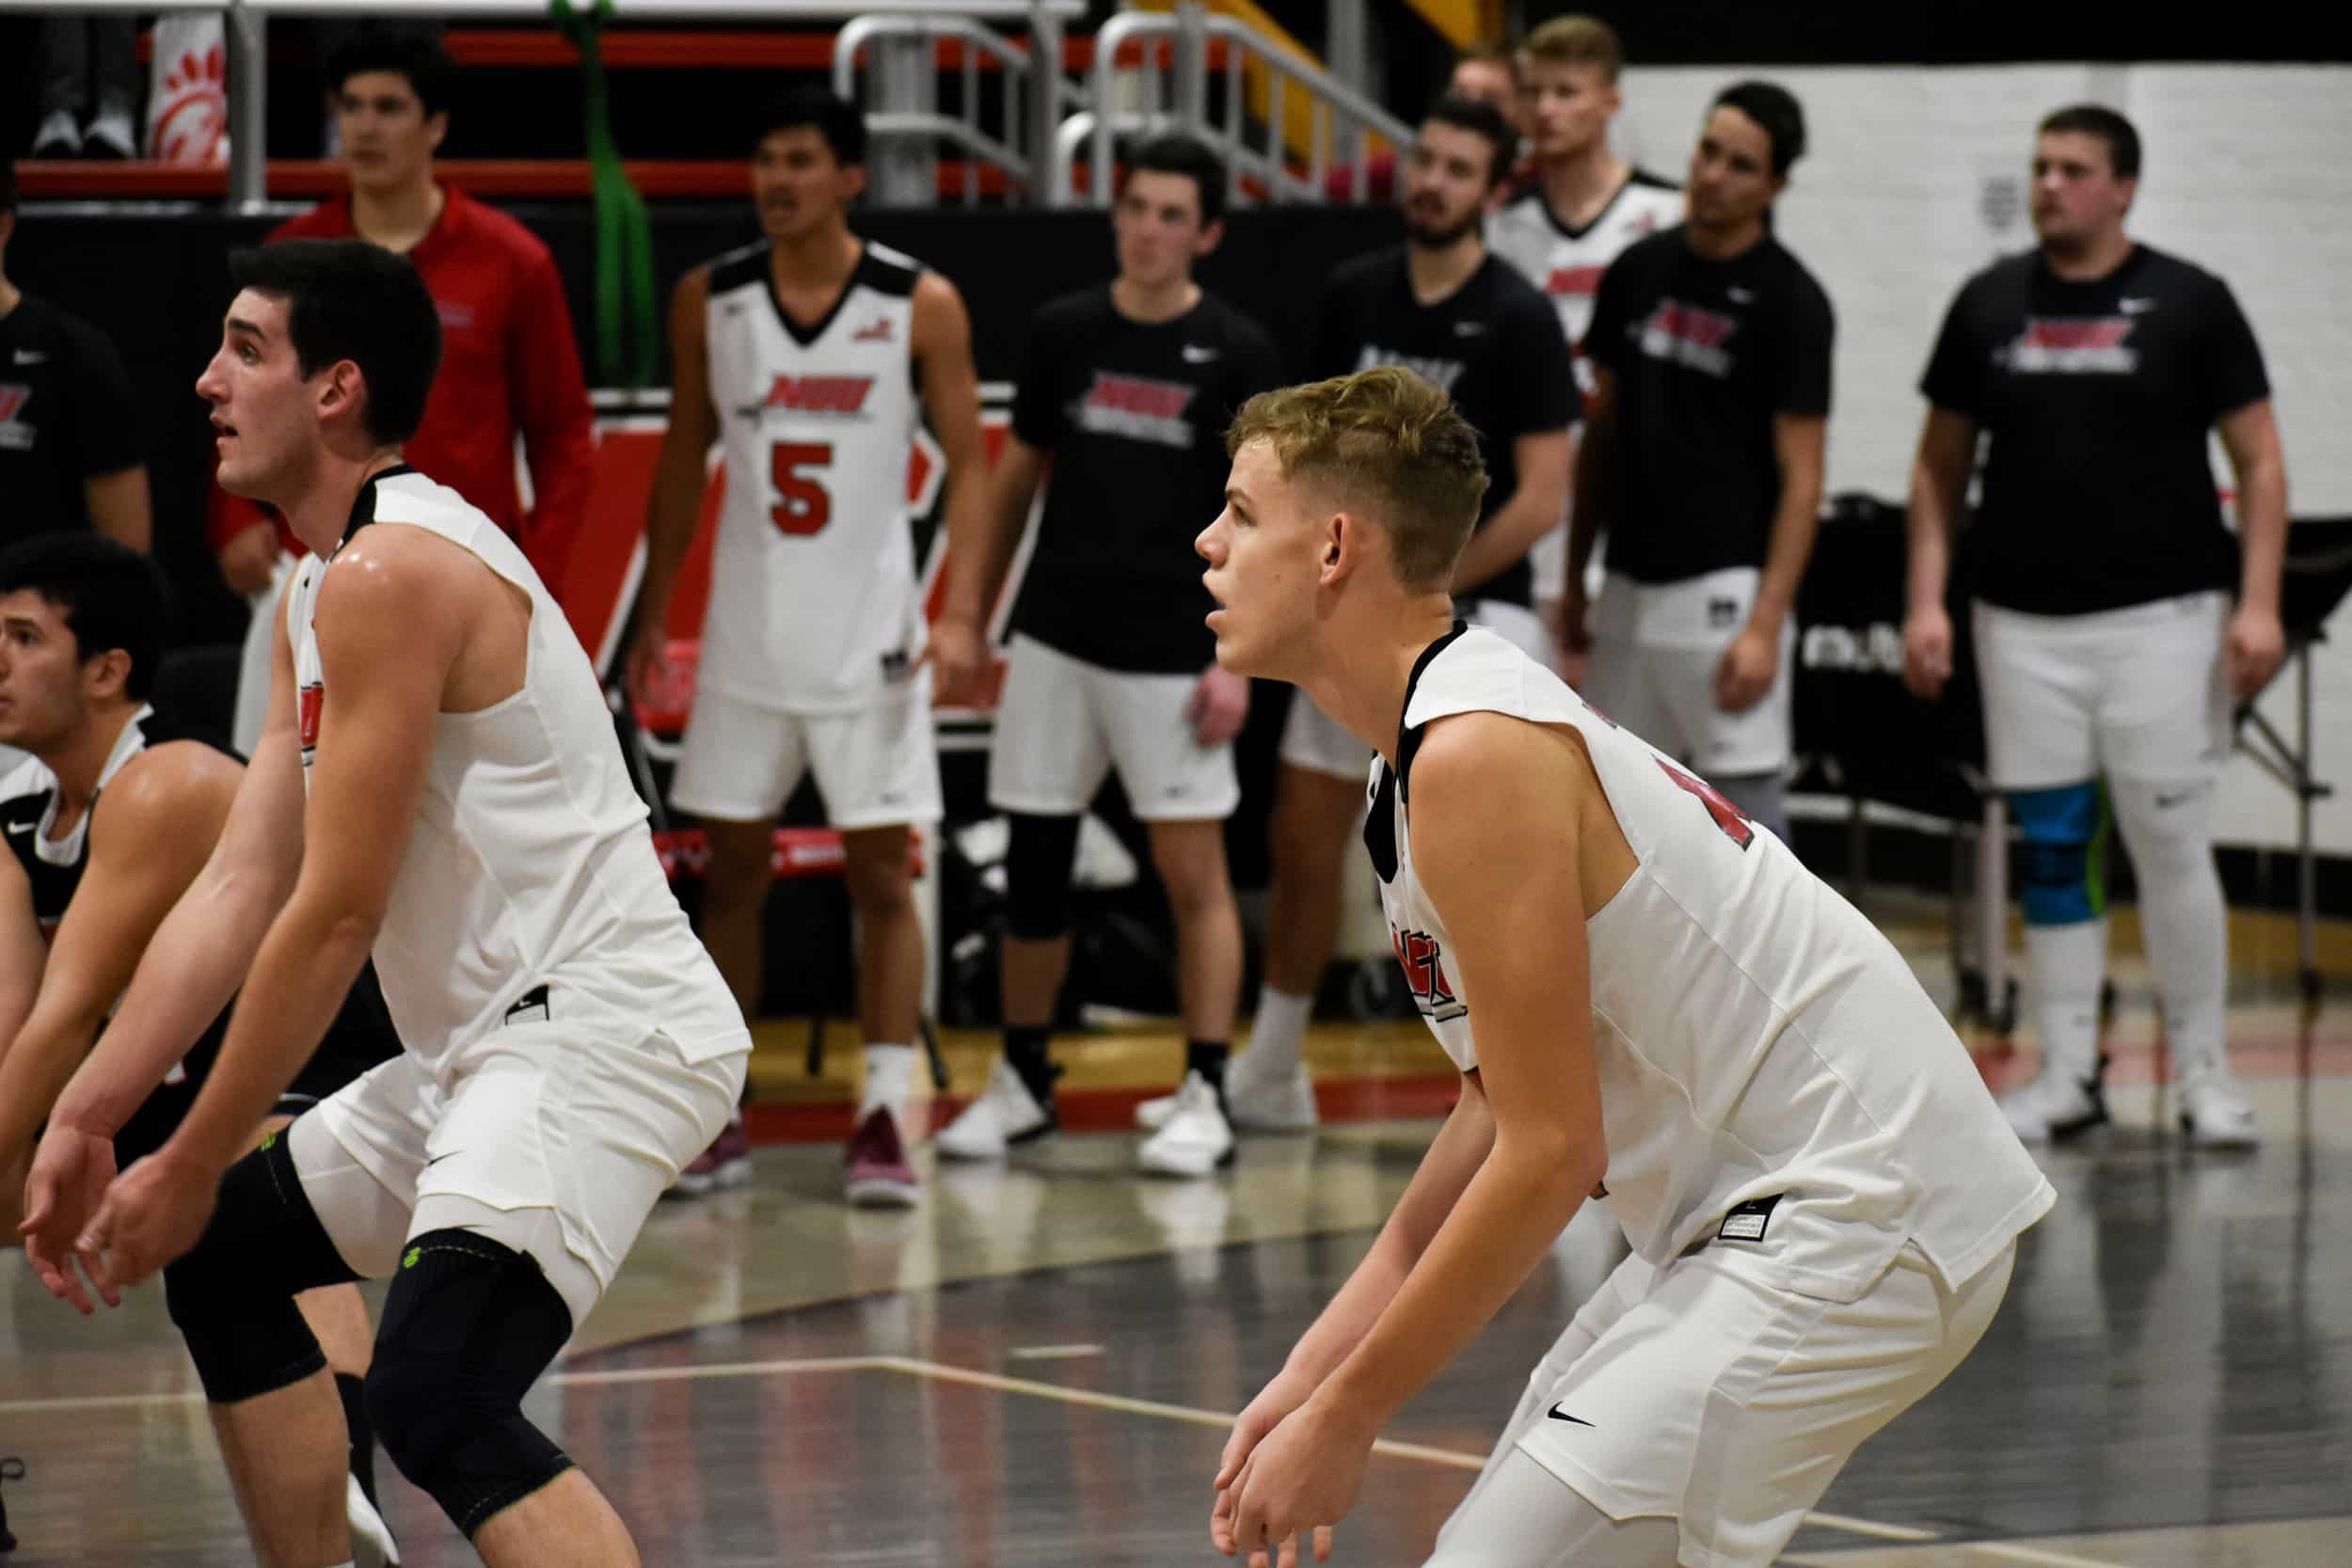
2011, 781, 2108, 927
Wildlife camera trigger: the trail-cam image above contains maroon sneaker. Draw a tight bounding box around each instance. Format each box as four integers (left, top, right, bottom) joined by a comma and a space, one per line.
668, 1112, 752, 1198
844, 1103, 919, 1208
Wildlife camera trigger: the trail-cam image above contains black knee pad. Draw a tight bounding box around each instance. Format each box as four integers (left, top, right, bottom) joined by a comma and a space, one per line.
367, 1228, 576, 1538
164, 1124, 358, 1404
1003, 812, 1082, 942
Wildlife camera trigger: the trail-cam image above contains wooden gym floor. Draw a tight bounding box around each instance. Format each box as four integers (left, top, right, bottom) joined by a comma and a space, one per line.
3, 902, 2347, 1565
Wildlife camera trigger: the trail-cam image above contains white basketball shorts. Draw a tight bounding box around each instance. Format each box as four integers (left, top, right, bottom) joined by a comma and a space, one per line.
1580, 568, 1792, 778
1971, 591, 2231, 792
987, 634, 1240, 822
671, 674, 943, 830
297, 1021, 745, 1331
1433, 1239, 2013, 1568
1281, 599, 1552, 780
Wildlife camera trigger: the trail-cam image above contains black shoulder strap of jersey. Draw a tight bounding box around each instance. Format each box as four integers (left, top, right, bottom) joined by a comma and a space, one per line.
1394, 621, 1469, 808
1363, 620, 1468, 884
339, 463, 419, 548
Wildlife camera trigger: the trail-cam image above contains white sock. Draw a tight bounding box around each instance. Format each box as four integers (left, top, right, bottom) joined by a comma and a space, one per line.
2026, 918, 2106, 1083
860, 1043, 918, 1114
1240, 986, 1312, 1078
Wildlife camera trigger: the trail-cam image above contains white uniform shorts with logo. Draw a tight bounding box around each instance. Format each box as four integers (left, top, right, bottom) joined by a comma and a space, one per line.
294, 1022, 746, 1331
1581, 569, 1792, 778
1282, 600, 1552, 779
670, 675, 943, 829
1430, 1238, 2013, 1568
1972, 591, 2231, 792
987, 634, 1239, 822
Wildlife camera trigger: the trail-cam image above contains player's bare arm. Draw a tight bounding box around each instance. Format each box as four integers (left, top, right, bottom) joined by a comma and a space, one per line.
1716, 411, 1826, 713
2216, 396, 2288, 698
1222, 713, 1610, 1561
1451, 428, 1571, 594
0, 851, 44, 1053
0, 745, 239, 1174
628, 265, 716, 699
1902, 404, 1978, 701
912, 269, 993, 703
952, 435, 1044, 649
83, 467, 153, 555
1562, 367, 1615, 651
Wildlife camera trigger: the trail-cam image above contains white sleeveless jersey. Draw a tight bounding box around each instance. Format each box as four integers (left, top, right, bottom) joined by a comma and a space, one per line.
1488, 171, 1683, 399
288, 467, 749, 1076
1370, 627, 2052, 1299
701, 240, 928, 713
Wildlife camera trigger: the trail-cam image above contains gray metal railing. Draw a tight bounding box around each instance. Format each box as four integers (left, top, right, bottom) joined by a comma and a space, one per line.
1081, 2, 1412, 208
832, 12, 1088, 207
0, 0, 1083, 212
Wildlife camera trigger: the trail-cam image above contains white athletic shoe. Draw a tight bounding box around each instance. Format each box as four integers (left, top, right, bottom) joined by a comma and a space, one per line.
935, 1058, 1055, 1161
1136, 1061, 1318, 1132
348, 1472, 401, 1567
2177, 1069, 2260, 1149
1998, 1060, 2108, 1143
1136, 1071, 1235, 1178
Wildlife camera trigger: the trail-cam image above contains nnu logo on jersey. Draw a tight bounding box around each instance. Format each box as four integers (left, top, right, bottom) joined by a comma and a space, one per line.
1073, 372, 1198, 449
1544, 264, 1608, 300
757, 374, 876, 417
1998, 317, 2139, 375
297, 682, 324, 764
1633, 300, 1739, 378
1391, 927, 1466, 1023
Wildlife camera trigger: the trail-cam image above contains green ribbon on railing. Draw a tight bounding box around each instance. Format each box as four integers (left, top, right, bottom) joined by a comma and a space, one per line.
552, 0, 657, 388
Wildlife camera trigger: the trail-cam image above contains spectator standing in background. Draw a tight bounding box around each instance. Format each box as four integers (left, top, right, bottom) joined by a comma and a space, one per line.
1487, 15, 1682, 666
1903, 105, 2285, 1149
1325, 41, 1527, 206
1234, 96, 1573, 1130
0, 163, 151, 553
1565, 81, 1833, 846
215, 28, 595, 753
30, 16, 138, 160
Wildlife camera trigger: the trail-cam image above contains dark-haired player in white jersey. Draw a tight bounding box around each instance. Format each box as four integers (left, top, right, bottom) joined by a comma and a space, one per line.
628, 89, 991, 1208
23, 238, 748, 1568
1485, 15, 1680, 664
1904, 105, 2285, 1148
1198, 368, 2049, 1568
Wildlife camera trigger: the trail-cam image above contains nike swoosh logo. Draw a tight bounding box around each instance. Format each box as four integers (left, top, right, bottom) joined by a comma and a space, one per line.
4, 822, 35, 836
424, 1152, 456, 1167
1546, 1403, 1594, 1427
13, 350, 48, 365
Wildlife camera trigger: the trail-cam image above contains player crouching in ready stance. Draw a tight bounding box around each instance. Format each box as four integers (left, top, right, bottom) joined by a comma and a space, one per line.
1198, 366, 2052, 1568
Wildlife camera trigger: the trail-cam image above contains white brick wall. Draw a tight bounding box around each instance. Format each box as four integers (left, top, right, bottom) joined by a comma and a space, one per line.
1613, 65, 2352, 852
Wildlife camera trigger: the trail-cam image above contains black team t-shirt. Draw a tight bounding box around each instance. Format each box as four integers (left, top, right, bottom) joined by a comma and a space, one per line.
1919, 243, 2269, 615
1310, 248, 1579, 610
0, 294, 141, 542
1582, 226, 1835, 584
1009, 286, 1283, 673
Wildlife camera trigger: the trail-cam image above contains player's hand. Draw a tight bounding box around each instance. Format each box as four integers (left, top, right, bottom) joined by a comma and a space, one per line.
19, 1122, 119, 1314
70, 1143, 219, 1304
1559, 582, 1595, 656
926, 615, 989, 706
1187, 664, 1251, 748
1713, 623, 1780, 713
1214, 1370, 1327, 1562
2226, 604, 2286, 701
624, 621, 675, 712
216, 523, 281, 598
1219, 1393, 1370, 1566
1902, 605, 1954, 702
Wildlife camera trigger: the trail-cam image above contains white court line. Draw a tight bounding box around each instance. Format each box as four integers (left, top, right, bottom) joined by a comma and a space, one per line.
1, 1353, 2122, 1563
1006, 1343, 1108, 1362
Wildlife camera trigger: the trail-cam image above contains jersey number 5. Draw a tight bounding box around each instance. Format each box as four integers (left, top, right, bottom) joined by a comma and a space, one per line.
769, 442, 834, 536
1657, 759, 1755, 849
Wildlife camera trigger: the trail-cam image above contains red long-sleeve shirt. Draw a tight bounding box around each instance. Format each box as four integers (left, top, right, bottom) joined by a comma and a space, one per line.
212, 185, 596, 588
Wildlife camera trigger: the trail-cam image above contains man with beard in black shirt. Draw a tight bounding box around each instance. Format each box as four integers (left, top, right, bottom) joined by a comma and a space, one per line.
1902, 105, 2285, 1150
1212, 95, 1572, 1132
1565, 82, 1831, 848
0, 163, 151, 554
934, 135, 1282, 1179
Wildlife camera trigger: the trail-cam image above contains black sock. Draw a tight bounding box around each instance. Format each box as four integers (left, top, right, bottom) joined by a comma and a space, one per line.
336, 1370, 378, 1511
1005, 1026, 1059, 1109
1186, 1039, 1230, 1097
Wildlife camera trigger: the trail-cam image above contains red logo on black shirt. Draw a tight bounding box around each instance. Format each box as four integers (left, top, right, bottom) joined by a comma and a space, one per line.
1545, 264, 1607, 299
298, 681, 324, 755
2000, 317, 2139, 375
760, 374, 876, 415
0, 384, 30, 451
1633, 300, 1740, 377
1391, 927, 1466, 1022
1073, 372, 1198, 450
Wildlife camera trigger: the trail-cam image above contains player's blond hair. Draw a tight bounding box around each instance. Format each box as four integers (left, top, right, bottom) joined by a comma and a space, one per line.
1523, 15, 1624, 82
1226, 368, 1489, 593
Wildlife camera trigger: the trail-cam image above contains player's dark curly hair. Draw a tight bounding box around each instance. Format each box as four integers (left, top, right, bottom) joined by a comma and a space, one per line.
229, 239, 443, 446
326, 27, 457, 119
0, 534, 171, 702
1124, 133, 1230, 226
751, 87, 868, 168
1425, 92, 1519, 189
1712, 80, 1807, 177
